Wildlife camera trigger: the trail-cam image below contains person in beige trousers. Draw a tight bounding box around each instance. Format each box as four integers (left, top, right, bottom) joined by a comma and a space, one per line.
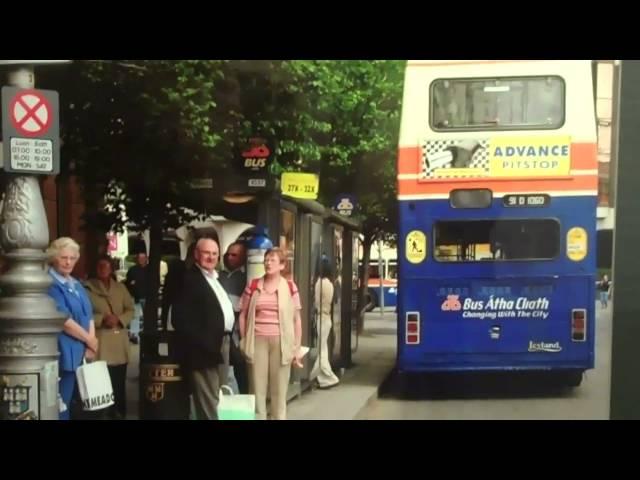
311, 260, 340, 389
239, 248, 304, 420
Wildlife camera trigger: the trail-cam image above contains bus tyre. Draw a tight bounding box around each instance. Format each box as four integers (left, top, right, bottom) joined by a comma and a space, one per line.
365, 291, 378, 312
563, 370, 584, 387
381, 369, 410, 398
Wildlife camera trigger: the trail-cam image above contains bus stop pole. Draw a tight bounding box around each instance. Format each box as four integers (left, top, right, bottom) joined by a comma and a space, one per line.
378, 239, 384, 317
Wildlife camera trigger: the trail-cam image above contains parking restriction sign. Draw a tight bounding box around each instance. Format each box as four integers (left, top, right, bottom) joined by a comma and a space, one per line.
2, 86, 60, 175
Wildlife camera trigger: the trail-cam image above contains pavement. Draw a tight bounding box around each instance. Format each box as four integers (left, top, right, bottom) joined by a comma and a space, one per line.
125, 311, 398, 420
287, 312, 397, 420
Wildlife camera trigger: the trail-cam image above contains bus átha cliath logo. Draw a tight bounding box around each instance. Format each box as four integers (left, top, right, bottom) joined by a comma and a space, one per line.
441, 295, 462, 311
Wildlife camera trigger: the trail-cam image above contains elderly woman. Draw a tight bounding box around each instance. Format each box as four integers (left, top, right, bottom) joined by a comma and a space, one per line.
46, 237, 98, 420
84, 255, 135, 420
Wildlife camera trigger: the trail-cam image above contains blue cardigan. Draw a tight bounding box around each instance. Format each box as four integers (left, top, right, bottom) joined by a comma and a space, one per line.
48, 270, 93, 372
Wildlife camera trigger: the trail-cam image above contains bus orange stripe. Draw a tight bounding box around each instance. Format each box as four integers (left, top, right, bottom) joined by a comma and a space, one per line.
571, 143, 598, 170
398, 176, 598, 195
397, 143, 597, 176
398, 146, 421, 175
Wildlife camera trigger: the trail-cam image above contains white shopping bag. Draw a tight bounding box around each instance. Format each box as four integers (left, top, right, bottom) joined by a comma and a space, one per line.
75, 359, 115, 411
218, 385, 255, 420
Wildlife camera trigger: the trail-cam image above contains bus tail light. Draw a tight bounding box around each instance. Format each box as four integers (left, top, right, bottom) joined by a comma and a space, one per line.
406, 312, 420, 345
571, 309, 586, 342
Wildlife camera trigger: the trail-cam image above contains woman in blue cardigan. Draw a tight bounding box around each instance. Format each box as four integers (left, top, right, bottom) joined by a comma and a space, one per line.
46, 237, 98, 420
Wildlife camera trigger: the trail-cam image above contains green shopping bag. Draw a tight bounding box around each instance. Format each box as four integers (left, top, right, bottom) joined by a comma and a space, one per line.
218, 385, 255, 420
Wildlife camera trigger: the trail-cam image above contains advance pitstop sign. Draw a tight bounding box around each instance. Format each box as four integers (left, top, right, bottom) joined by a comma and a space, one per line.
2, 86, 60, 175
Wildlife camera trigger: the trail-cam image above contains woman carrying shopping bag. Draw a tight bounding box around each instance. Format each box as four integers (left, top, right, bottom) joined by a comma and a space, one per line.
46, 237, 98, 420
239, 248, 304, 420
84, 255, 135, 419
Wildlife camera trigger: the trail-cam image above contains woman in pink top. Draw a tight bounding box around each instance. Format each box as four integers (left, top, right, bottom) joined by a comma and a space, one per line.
239, 248, 304, 420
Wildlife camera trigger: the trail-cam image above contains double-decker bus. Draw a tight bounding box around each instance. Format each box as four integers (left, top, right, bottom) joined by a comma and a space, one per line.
397, 60, 597, 386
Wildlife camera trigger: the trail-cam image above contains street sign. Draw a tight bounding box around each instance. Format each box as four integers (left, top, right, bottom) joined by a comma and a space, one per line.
334, 194, 356, 216
2, 86, 60, 174
281, 172, 319, 200
9, 90, 53, 136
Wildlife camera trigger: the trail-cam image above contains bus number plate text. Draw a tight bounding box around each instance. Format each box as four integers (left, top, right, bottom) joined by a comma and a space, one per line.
503, 194, 550, 208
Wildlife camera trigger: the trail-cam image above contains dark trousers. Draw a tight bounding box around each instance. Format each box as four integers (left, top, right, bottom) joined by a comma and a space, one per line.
230, 341, 249, 394
107, 364, 127, 419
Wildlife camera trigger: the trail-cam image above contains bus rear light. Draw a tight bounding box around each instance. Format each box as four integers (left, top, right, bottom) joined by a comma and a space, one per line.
571, 309, 587, 342
406, 311, 420, 345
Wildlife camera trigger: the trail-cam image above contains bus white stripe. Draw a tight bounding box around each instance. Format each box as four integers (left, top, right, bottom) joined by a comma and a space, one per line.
398, 171, 598, 181
398, 190, 598, 201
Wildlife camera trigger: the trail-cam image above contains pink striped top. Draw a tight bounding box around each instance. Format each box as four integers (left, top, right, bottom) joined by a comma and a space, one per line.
241, 282, 302, 337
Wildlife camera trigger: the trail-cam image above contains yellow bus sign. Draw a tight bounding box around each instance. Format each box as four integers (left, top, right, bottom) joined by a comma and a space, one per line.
406, 230, 427, 264
281, 172, 319, 200
489, 136, 571, 177
567, 227, 588, 261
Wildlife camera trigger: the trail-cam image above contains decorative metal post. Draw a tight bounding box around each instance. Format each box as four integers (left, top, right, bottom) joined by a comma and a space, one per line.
0, 62, 67, 420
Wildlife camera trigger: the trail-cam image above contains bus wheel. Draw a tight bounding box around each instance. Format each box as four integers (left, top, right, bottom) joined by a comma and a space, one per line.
379, 369, 410, 398
365, 291, 378, 312
562, 370, 584, 387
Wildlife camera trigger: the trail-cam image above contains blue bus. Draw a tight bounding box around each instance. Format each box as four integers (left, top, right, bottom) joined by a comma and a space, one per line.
363, 258, 398, 311
396, 60, 597, 386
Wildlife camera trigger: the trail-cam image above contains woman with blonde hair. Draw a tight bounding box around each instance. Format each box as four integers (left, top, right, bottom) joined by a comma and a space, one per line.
46, 237, 97, 420
239, 247, 304, 420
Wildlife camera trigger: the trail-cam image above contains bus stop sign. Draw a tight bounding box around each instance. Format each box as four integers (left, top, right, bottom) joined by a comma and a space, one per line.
2, 86, 60, 175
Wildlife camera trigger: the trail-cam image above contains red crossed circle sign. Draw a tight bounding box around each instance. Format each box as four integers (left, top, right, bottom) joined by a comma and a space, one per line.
9, 89, 53, 137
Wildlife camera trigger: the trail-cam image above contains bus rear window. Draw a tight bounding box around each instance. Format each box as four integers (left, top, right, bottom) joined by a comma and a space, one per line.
434, 219, 560, 262
431, 76, 564, 131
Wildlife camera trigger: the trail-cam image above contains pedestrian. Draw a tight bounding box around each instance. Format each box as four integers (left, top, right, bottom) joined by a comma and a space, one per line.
46, 237, 98, 420
239, 247, 304, 420
219, 241, 249, 394
125, 252, 148, 344
172, 237, 235, 420
84, 255, 135, 419
312, 257, 340, 389
598, 274, 611, 308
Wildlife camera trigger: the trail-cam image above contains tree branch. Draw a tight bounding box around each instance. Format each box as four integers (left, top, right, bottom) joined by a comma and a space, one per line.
85, 60, 148, 72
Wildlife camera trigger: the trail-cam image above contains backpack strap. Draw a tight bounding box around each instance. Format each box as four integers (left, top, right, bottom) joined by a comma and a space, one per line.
248, 278, 260, 296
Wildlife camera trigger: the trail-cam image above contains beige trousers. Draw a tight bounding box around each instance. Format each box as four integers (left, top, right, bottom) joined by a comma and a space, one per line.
312, 314, 340, 388
250, 335, 291, 420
